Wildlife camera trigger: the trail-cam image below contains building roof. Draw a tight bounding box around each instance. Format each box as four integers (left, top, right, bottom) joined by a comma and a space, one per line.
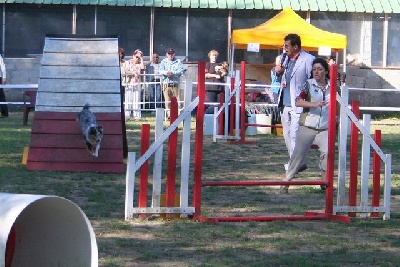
2, 0, 400, 13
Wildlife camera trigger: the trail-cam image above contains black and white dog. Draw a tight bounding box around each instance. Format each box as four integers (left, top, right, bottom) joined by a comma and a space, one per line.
77, 104, 103, 157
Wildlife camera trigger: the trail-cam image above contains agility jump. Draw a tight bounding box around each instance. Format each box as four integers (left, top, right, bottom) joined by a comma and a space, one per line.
209, 61, 280, 143
124, 62, 392, 222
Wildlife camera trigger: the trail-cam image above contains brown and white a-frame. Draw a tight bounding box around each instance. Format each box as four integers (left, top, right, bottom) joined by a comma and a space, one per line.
26, 35, 126, 173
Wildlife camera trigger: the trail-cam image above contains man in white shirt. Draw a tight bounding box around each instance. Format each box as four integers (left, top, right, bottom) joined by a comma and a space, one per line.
159, 48, 184, 119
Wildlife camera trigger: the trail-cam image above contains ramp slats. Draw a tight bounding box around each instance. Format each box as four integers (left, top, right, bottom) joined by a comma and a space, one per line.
36, 92, 121, 110
38, 79, 120, 93
39, 66, 120, 80
43, 38, 118, 53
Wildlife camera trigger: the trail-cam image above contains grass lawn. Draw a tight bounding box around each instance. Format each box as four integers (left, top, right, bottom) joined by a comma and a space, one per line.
1, 111, 400, 266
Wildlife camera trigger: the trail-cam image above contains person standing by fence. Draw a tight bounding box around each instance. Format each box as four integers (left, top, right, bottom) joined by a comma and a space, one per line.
124, 49, 145, 120
205, 50, 225, 106
0, 55, 8, 118
159, 48, 184, 120
145, 53, 162, 109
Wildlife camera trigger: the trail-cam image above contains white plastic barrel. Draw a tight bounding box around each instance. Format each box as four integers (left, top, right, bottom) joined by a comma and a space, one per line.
0, 193, 98, 267
255, 114, 272, 134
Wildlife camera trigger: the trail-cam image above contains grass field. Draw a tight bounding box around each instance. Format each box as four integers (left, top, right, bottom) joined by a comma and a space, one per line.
1, 111, 400, 266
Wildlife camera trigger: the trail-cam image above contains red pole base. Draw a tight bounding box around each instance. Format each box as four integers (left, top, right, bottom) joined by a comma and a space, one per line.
197, 212, 350, 224
227, 140, 256, 145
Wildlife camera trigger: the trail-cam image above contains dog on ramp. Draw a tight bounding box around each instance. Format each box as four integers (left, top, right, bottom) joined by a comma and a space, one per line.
77, 104, 103, 157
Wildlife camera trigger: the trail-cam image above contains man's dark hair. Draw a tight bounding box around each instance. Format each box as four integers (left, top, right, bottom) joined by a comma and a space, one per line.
284, 33, 301, 49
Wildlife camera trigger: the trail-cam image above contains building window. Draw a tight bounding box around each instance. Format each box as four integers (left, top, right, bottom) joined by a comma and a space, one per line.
387, 14, 400, 67
188, 9, 229, 62
154, 8, 186, 58
5, 4, 72, 57
371, 14, 384, 67
76, 6, 96, 35
97, 6, 150, 57
312, 12, 363, 66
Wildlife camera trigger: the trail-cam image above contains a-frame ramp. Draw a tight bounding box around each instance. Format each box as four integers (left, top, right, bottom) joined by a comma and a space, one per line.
26, 35, 125, 173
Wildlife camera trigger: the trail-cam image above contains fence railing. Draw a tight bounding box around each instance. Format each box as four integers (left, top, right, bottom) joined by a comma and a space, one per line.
0, 84, 38, 105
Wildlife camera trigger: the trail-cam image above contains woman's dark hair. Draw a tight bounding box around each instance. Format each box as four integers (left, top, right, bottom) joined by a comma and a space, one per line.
119, 47, 125, 59
311, 57, 330, 79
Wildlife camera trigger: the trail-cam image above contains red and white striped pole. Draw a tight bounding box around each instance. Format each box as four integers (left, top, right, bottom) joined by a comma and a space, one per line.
325, 64, 338, 215
193, 61, 206, 220
349, 101, 360, 217
371, 130, 382, 217
138, 124, 150, 218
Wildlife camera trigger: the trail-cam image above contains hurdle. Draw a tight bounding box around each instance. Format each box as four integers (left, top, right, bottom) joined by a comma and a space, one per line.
125, 63, 392, 222
211, 61, 281, 143
124, 62, 206, 220
194, 64, 392, 223
210, 71, 241, 142
334, 85, 392, 220
192, 64, 350, 223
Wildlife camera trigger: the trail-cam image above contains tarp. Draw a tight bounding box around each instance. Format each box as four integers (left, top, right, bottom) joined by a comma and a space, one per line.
231, 7, 347, 51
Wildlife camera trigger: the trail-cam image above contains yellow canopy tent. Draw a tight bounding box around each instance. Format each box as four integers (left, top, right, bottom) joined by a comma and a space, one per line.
231, 7, 347, 51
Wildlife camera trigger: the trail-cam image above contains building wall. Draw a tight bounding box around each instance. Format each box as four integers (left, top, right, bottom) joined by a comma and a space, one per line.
5, 58, 400, 109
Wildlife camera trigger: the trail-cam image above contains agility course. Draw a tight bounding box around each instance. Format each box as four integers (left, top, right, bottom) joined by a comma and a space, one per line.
0, 62, 398, 265
124, 62, 392, 223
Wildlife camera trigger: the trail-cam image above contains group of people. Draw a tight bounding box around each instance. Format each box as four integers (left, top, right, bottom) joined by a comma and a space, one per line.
119, 47, 230, 120
119, 47, 184, 120
271, 33, 336, 193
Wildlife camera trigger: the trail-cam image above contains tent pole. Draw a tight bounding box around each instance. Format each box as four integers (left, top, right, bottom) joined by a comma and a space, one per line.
343, 48, 346, 73
227, 9, 232, 62
230, 44, 235, 76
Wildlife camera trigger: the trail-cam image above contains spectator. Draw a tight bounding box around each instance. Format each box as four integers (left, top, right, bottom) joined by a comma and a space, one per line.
119, 47, 126, 83
280, 58, 331, 193
124, 49, 145, 120
159, 48, 184, 120
205, 50, 225, 106
270, 55, 284, 104
145, 53, 162, 109
119, 47, 127, 114
275, 33, 315, 171
0, 55, 8, 118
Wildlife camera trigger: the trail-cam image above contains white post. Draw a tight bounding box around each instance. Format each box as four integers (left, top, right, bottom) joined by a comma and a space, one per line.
360, 114, 371, 218
180, 79, 193, 215
224, 76, 232, 136
235, 70, 241, 140
383, 154, 392, 220
151, 110, 164, 208
125, 152, 136, 220
213, 106, 218, 143
337, 86, 349, 206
